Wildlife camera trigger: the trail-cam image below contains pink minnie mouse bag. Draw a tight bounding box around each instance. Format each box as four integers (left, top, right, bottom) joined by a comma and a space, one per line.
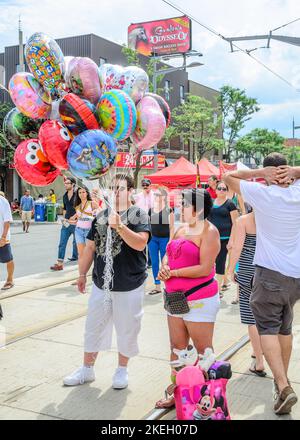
174, 366, 231, 421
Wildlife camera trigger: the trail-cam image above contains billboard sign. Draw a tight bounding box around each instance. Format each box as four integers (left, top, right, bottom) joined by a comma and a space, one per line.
128, 16, 192, 56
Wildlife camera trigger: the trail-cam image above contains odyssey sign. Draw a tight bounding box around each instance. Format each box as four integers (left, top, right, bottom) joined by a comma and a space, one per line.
128, 16, 192, 56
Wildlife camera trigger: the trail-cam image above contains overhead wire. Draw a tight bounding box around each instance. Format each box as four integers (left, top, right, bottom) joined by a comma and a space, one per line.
161, 0, 300, 91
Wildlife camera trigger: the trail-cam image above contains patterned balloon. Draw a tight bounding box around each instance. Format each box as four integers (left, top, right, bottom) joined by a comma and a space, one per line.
65, 57, 102, 104
98, 64, 148, 103
14, 139, 60, 186
145, 93, 171, 128
132, 95, 166, 150
3, 108, 43, 147
25, 32, 65, 93
67, 129, 117, 180
9, 72, 52, 119
96, 89, 137, 141
59, 93, 99, 136
39, 120, 72, 171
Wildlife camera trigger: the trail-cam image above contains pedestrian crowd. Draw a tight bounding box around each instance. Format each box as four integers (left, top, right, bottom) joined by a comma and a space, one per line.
1, 152, 300, 417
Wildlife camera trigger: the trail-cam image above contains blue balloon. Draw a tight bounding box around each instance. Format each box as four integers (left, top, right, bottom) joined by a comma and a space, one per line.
67, 129, 117, 180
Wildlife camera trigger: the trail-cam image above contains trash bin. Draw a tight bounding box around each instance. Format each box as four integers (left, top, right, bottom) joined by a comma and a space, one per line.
34, 203, 46, 222
46, 203, 57, 222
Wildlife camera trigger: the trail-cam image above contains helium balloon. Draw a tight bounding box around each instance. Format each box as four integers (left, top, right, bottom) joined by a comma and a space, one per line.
98, 64, 148, 103
145, 93, 171, 128
39, 120, 72, 171
67, 129, 117, 180
14, 139, 60, 186
9, 72, 52, 119
59, 93, 99, 136
3, 108, 43, 147
96, 89, 137, 141
65, 57, 102, 105
25, 32, 65, 93
132, 95, 166, 150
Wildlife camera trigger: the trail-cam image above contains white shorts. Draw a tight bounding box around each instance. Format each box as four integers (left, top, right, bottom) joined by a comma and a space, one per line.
167, 294, 220, 323
84, 283, 145, 358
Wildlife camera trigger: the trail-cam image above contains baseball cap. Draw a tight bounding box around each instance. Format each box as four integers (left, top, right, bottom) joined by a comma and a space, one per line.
141, 179, 151, 186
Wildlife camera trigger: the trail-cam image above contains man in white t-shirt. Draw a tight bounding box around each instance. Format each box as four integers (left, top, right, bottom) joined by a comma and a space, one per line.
224, 153, 300, 416
0, 194, 14, 290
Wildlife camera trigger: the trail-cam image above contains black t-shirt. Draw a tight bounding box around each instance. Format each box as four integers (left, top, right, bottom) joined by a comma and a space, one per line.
87, 205, 151, 291
149, 207, 172, 238
208, 199, 237, 238
63, 192, 76, 219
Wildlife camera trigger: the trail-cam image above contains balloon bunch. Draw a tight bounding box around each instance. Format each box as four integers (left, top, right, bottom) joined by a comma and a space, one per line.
4, 32, 171, 186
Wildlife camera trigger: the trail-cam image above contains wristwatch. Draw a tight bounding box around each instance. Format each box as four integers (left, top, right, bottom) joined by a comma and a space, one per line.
116, 223, 125, 234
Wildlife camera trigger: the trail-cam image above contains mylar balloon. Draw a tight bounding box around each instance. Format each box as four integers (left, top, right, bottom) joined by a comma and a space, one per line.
9, 72, 52, 119
25, 32, 65, 93
3, 108, 43, 147
14, 139, 60, 186
59, 93, 99, 136
132, 95, 166, 150
67, 129, 117, 180
145, 93, 171, 128
39, 120, 72, 171
65, 57, 101, 105
98, 64, 148, 103
96, 89, 137, 141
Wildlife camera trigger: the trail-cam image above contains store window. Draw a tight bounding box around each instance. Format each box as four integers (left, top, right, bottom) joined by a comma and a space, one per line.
164, 80, 170, 101
180, 85, 185, 104
99, 57, 107, 66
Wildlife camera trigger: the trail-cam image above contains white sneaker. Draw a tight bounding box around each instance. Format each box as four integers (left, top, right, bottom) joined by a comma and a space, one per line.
63, 366, 95, 386
112, 367, 128, 389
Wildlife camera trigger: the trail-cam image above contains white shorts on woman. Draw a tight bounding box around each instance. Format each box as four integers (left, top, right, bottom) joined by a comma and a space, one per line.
84, 283, 145, 358
167, 293, 220, 323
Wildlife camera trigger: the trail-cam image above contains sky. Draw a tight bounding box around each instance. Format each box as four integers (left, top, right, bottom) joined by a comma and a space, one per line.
0, 0, 300, 138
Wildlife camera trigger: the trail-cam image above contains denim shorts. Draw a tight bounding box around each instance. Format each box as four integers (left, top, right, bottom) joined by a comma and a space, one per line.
75, 227, 90, 244
0, 244, 13, 263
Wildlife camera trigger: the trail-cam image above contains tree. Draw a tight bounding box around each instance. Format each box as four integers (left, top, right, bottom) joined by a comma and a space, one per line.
285, 146, 300, 166
165, 94, 223, 163
0, 102, 14, 167
218, 85, 260, 161
235, 128, 285, 166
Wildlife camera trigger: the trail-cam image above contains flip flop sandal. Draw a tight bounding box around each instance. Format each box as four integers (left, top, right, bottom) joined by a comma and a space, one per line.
155, 384, 176, 409
249, 365, 267, 377
231, 300, 239, 305
221, 284, 230, 291
1, 282, 14, 291
148, 289, 162, 295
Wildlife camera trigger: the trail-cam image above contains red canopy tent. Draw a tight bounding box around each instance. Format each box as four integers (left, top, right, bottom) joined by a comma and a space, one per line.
197, 158, 220, 182
146, 156, 197, 189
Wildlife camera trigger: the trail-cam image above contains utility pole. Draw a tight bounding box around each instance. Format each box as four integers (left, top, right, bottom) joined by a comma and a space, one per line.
18, 16, 25, 72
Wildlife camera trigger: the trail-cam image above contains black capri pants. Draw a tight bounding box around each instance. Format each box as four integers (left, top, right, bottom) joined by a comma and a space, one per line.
216, 239, 229, 275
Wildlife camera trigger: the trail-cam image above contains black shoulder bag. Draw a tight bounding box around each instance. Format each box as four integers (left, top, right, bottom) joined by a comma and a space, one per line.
163, 278, 215, 315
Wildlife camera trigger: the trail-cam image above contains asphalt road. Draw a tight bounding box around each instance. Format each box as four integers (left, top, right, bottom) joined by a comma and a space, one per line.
1, 223, 77, 280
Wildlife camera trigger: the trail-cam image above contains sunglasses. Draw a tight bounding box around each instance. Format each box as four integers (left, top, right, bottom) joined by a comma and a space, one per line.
217, 187, 227, 192
154, 193, 164, 197
108, 186, 127, 192
142, 184, 150, 188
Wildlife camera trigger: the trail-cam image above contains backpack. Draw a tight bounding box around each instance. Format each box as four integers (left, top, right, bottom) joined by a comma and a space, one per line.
174, 365, 231, 421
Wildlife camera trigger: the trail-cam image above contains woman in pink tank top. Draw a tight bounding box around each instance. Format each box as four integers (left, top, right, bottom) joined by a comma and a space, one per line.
155, 188, 221, 409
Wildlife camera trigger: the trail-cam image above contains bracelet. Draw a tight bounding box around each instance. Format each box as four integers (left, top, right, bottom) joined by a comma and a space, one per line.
79, 274, 87, 278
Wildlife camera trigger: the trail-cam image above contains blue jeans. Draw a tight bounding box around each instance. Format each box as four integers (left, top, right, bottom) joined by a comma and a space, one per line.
148, 236, 169, 285
58, 224, 78, 262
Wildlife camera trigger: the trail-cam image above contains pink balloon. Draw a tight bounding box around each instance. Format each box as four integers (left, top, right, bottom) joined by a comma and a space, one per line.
132, 95, 166, 150
65, 57, 102, 104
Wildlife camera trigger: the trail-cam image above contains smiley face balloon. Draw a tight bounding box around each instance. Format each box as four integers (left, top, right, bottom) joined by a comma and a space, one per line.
39, 120, 72, 171
14, 139, 60, 186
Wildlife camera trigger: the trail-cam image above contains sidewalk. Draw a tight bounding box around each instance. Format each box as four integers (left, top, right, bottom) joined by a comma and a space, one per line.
0, 276, 247, 420
1, 272, 299, 420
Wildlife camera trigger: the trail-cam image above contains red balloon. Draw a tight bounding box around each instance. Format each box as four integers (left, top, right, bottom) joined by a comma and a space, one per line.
59, 93, 99, 136
39, 120, 72, 171
14, 139, 60, 186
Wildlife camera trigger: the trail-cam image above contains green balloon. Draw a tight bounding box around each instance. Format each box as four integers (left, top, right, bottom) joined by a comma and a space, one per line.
3, 108, 43, 147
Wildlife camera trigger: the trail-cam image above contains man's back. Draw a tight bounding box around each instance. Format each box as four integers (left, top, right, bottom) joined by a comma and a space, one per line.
241, 180, 300, 278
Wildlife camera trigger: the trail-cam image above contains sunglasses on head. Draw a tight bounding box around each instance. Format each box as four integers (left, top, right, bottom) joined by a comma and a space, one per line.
217, 187, 227, 192
154, 193, 164, 197
108, 186, 127, 192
